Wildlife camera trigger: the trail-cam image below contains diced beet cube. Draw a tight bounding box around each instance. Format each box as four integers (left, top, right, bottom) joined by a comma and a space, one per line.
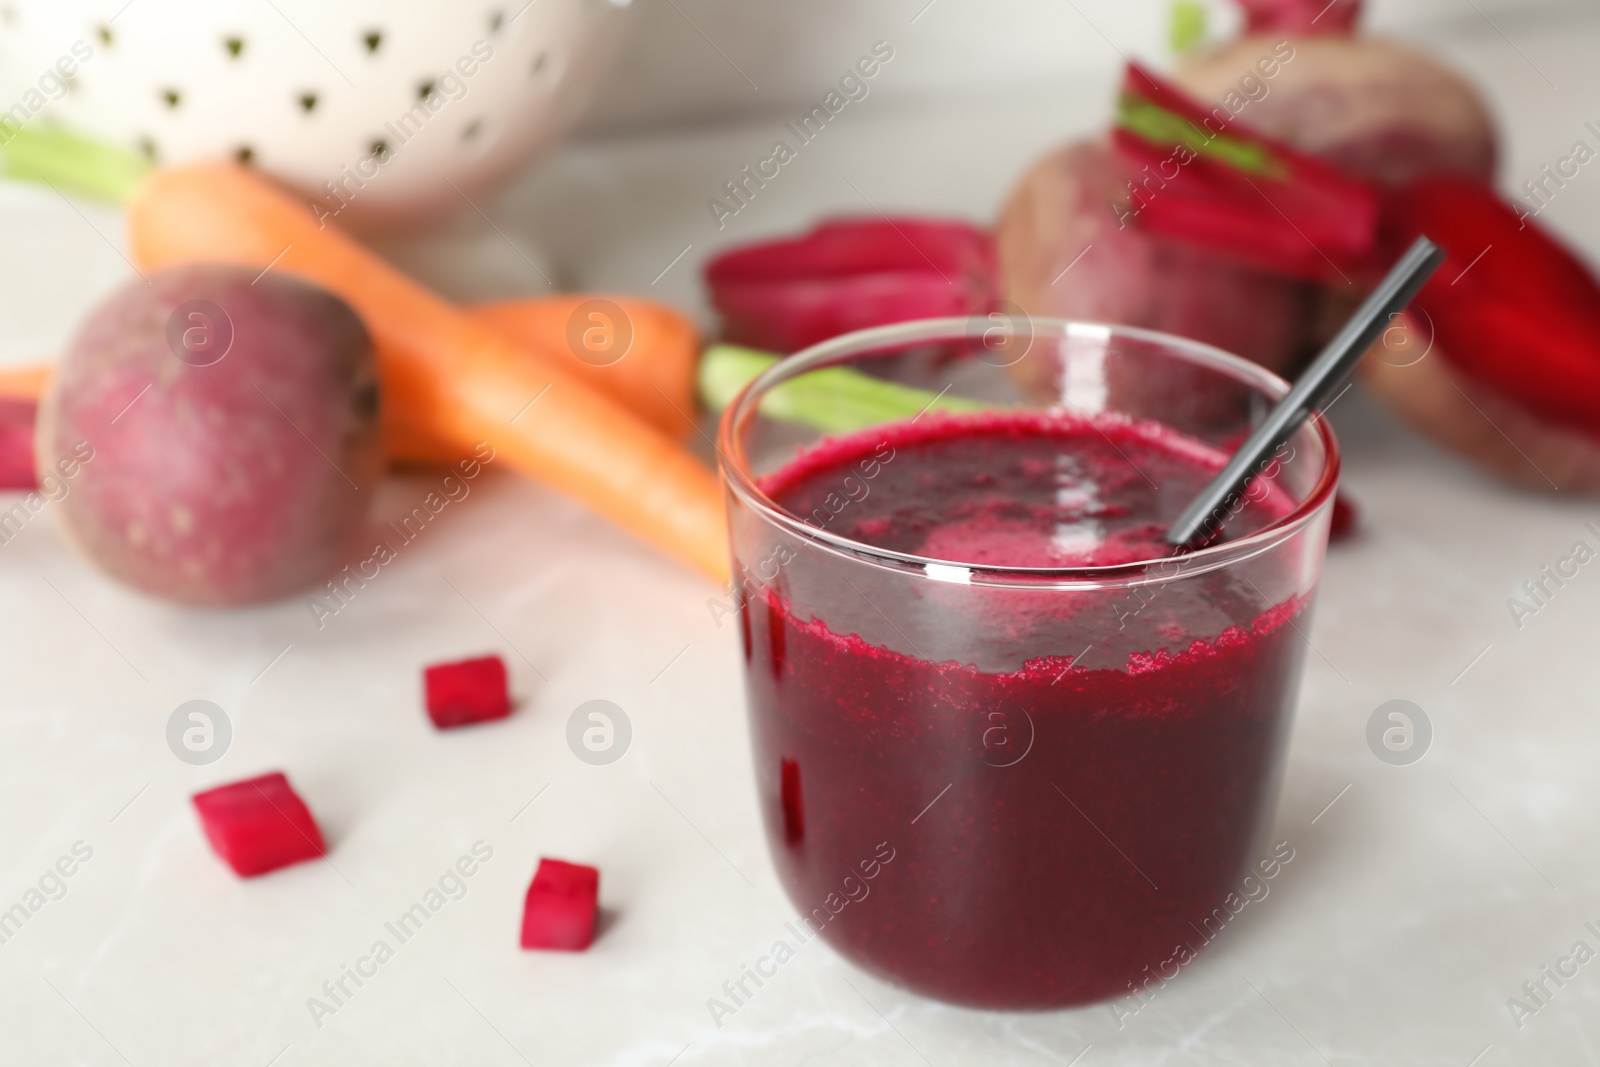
780, 758, 804, 845
1329, 491, 1359, 542
520, 858, 599, 951
192, 772, 326, 877
424, 654, 511, 728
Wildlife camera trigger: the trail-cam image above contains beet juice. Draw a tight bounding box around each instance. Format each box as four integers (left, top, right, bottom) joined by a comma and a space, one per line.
733, 409, 1316, 1009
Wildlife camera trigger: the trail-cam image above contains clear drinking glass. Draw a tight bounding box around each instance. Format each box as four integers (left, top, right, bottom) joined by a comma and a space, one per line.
716, 318, 1338, 1009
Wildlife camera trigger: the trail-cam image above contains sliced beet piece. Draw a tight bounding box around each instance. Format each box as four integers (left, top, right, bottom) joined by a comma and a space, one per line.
520, 857, 599, 951
704, 216, 999, 354
191, 771, 326, 877
1114, 64, 1380, 285
424, 654, 511, 728
1381, 176, 1600, 438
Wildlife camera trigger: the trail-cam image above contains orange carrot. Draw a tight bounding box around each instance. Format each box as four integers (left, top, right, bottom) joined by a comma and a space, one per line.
390, 296, 701, 463
128, 163, 728, 582
471, 297, 700, 440
0, 363, 50, 401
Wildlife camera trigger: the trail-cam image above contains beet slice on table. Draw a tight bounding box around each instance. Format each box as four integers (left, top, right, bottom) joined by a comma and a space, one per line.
192, 771, 326, 877
520, 858, 600, 951
424, 654, 511, 728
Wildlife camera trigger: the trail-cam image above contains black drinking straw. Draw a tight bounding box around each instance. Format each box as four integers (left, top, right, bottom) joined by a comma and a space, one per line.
1166, 236, 1446, 549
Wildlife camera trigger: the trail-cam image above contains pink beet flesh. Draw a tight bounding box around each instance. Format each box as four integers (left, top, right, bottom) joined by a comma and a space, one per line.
1237, 0, 1361, 34
0, 399, 36, 490
424, 655, 511, 728
705, 216, 999, 353
192, 772, 326, 877
520, 858, 599, 951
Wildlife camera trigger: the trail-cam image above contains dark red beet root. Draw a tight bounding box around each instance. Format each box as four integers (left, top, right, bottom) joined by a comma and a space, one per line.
424, 655, 511, 728
997, 139, 1321, 382
1175, 15, 1496, 189
40, 265, 381, 607
520, 858, 599, 951
0, 399, 36, 490
192, 772, 326, 877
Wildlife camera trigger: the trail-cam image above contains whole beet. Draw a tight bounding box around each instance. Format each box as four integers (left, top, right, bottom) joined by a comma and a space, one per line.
1174, 3, 1497, 187
38, 265, 381, 607
997, 138, 1320, 384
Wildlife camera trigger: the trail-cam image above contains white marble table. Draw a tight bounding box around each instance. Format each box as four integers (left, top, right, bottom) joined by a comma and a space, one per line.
5, 6, 1600, 1065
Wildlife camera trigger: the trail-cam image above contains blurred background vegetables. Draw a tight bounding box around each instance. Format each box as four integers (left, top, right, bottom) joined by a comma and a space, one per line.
6, 0, 1600, 606
1005, 0, 1598, 500
128, 162, 727, 586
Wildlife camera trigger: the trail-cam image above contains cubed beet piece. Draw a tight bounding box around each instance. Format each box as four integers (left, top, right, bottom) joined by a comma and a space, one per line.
424, 654, 511, 728
1329, 491, 1359, 542
520, 858, 599, 951
192, 772, 326, 877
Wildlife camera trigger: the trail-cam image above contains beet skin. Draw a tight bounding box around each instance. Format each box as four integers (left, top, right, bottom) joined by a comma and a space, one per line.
39, 265, 381, 606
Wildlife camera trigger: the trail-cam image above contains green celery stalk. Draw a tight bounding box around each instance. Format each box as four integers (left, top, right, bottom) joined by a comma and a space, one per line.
0, 124, 150, 203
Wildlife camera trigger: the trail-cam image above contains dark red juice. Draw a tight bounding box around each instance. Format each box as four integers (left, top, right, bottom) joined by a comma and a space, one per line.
740, 411, 1309, 1008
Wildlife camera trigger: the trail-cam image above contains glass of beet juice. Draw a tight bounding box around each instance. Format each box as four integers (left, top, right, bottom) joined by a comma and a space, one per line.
716, 319, 1339, 1010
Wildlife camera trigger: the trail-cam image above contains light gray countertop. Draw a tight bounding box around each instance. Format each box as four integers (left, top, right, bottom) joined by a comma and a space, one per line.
3, 6, 1600, 1065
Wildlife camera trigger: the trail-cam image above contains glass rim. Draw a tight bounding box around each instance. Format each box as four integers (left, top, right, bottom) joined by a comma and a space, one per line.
716, 318, 1341, 590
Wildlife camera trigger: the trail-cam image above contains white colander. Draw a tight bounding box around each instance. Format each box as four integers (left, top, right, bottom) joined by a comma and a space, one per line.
0, 0, 631, 227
